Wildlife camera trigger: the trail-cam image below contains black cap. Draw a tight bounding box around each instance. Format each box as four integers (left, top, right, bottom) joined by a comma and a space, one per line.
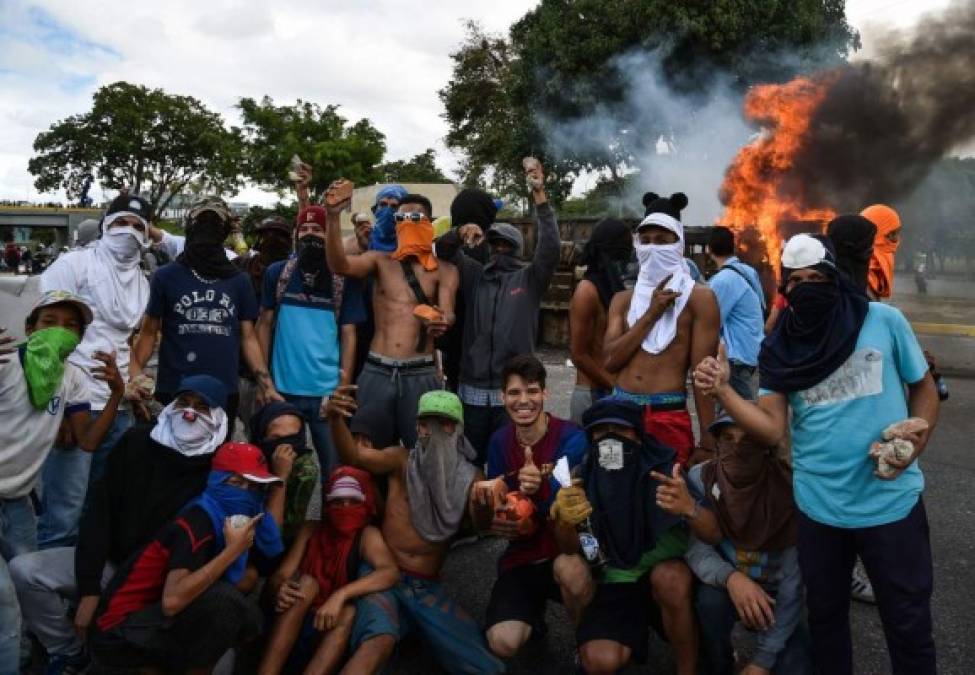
582, 397, 643, 433
106, 193, 150, 225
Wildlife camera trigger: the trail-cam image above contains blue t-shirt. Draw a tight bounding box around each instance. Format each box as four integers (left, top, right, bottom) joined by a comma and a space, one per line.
262, 260, 366, 397
760, 302, 929, 528
709, 257, 764, 366
146, 263, 259, 395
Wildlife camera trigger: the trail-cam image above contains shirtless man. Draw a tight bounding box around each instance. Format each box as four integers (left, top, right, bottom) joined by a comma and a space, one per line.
569, 218, 632, 424
325, 387, 504, 675
324, 182, 458, 448
604, 193, 719, 465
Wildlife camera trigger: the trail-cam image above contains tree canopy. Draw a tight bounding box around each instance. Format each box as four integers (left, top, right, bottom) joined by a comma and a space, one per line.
378, 149, 450, 184
440, 1, 858, 205
238, 97, 386, 201
28, 82, 243, 220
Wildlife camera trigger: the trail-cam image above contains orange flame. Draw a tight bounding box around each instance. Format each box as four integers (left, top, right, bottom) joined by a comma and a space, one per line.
719, 74, 838, 276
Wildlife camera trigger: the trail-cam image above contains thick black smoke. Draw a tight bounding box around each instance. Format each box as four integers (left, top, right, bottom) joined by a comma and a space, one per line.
786, 0, 975, 211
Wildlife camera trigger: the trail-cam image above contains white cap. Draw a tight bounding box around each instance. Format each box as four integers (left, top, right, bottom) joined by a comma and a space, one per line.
781, 234, 834, 270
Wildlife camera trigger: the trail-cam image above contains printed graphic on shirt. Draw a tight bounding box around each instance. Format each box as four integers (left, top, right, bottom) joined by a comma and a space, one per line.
798, 348, 884, 407
598, 438, 624, 470
172, 290, 237, 336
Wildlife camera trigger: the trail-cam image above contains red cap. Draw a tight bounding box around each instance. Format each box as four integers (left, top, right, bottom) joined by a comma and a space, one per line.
296, 206, 327, 229
212, 442, 282, 484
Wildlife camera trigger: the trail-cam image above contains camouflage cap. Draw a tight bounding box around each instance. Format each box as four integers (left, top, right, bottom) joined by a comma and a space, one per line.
185, 196, 233, 228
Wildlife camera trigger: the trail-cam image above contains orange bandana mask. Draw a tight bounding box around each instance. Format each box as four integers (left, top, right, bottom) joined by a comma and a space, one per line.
861, 204, 901, 299
392, 217, 438, 271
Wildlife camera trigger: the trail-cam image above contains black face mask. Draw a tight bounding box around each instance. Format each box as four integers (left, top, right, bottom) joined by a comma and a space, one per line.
179, 215, 238, 279
297, 235, 327, 289
258, 233, 292, 266
258, 432, 308, 460
784, 280, 839, 320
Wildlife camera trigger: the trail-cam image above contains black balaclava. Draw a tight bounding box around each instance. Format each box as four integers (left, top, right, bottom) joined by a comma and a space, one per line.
180, 212, 239, 279
296, 235, 331, 294
827, 214, 877, 292
581, 218, 632, 309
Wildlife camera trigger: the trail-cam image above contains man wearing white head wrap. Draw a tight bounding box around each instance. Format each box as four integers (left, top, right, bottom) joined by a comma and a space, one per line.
604, 192, 720, 467
37, 193, 153, 549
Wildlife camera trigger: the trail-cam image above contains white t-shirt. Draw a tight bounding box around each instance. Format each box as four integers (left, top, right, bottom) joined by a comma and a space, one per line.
157, 231, 238, 261
41, 249, 143, 410
0, 356, 90, 498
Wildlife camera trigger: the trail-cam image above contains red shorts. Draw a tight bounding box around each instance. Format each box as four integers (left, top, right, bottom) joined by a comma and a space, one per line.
642, 407, 694, 467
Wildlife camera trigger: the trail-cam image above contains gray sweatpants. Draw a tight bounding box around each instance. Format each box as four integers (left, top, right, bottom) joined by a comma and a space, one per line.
10, 547, 114, 657
356, 355, 441, 449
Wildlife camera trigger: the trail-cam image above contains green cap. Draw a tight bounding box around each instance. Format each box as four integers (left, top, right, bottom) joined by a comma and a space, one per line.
417, 390, 464, 425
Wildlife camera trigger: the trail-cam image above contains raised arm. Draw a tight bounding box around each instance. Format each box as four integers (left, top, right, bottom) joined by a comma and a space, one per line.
323, 179, 377, 279
325, 385, 408, 475
694, 344, 789, 446
525, 159, 560, 289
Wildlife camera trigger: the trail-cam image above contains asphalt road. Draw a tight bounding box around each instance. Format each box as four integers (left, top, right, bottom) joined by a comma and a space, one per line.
3, 273, 973, 673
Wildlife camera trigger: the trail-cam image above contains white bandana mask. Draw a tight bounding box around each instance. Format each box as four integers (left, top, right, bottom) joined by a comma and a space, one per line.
627, 213, 694, 355
101, 226, 145, 262
150, 402, 227, 457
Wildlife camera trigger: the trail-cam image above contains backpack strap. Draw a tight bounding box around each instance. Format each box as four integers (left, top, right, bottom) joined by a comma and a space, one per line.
722, 262, 767, 313
346, 529, 364, 581
399, 259, 431, 352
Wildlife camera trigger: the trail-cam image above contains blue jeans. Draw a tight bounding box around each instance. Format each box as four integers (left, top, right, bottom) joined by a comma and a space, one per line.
696, 583, 813, 675
1, 496, 38, 674
37, 409, 132, 550
283, 395, 336, 476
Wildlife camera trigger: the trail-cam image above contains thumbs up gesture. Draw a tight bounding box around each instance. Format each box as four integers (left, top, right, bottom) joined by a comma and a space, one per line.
518, 446, 543, 495
650, 464, 696, 519
694, 340, 731, 397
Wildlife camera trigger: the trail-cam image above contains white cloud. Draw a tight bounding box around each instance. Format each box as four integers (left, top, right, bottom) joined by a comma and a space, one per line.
0, 0, 955, 206
0, 0, 532, 205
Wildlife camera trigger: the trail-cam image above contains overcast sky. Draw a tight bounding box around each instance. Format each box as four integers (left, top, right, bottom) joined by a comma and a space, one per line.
0, 0, 955, 205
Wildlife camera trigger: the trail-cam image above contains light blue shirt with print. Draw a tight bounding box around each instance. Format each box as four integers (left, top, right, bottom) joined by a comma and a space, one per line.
760, 302, 929, 528
709, 257, 765, 366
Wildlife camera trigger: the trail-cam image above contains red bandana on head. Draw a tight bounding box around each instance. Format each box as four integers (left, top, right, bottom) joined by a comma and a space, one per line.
300, 466, 377, 607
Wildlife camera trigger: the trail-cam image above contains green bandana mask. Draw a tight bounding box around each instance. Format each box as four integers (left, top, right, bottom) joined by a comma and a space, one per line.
23, 326, 80, 410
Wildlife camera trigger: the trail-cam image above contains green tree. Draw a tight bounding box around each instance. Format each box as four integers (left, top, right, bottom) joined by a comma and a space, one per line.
378, 149, 451, 183
238, 97, 386, 200
28, 81, 243, 221
441, 2, 858, 206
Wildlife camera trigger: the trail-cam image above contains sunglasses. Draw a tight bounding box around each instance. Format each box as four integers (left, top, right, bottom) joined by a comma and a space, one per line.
394, 212, 428, 223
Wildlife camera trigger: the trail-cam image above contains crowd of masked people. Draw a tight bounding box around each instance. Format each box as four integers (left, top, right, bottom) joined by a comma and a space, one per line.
0, 155, 941, 675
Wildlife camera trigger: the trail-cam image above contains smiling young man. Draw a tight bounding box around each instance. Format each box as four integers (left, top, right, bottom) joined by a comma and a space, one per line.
469, 355, 589, 662
603, 193, 719, 467
324, 183, 459, 449
695, 232, 940, 675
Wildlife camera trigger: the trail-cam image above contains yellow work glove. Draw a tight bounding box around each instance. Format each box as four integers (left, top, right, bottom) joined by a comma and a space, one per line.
549, 485, 592, 527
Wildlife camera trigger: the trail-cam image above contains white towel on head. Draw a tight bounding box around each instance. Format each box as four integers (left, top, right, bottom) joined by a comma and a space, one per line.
627, 213, 694, 355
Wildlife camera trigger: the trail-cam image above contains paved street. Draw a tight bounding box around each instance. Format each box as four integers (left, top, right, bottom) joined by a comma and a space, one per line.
3, 272, 974, 673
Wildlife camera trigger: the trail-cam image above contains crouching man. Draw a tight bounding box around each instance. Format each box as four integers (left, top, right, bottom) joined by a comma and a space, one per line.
258, 466, 399, 675
325, 388, 504, 674
469, 355, 590, 661
677, 415, 812, 674
88, 442, 285, 672
552, 398, 710, 675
